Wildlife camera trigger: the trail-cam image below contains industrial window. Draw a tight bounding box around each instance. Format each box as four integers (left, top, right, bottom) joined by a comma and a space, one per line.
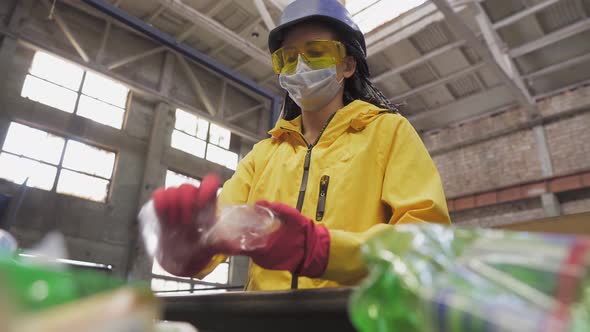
171, 109, 239, 170
346, 0, 427, 33
151, 259, 230, 294
21, 51, 129, 129
165, 170, 201, 188
0, 122, 116, 202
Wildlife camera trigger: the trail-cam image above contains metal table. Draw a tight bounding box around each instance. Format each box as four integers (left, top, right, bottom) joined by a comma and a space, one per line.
161, 288, 357, 332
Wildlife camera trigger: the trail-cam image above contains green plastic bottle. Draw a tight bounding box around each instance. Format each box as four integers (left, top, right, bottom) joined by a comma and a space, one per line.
0, 257, 127, 313
349, 224, 590, 332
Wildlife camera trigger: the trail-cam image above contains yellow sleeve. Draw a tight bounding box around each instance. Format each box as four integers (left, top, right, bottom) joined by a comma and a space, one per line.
323, 117, 450, 284
194, 144, 258, 279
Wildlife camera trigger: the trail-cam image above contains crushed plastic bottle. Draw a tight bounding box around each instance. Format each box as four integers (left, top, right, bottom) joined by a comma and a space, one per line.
349, 224, 590, 332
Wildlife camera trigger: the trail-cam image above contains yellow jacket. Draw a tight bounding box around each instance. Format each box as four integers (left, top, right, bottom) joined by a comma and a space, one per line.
204, 100, 450, 290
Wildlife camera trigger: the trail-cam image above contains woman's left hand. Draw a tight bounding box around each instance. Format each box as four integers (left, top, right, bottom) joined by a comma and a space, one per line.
243, 201, 331, 278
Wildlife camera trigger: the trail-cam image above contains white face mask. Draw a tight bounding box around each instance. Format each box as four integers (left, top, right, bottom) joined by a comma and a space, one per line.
279, 55, 344, 112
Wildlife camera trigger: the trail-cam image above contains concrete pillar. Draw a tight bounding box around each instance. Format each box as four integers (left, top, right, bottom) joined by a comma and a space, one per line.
532, 125, 562, 217
0, 36, 17, 148
126, 103, 175, 280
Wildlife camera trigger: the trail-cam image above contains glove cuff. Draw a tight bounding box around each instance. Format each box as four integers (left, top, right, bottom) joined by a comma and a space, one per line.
299, 223, 331, 278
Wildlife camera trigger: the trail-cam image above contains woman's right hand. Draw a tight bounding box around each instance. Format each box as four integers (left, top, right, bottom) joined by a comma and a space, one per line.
151, 174, 220, 277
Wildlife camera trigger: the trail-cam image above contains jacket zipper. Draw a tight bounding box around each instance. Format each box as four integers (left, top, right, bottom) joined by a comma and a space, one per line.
283, 112, 337, 290
316, 175, 330, 221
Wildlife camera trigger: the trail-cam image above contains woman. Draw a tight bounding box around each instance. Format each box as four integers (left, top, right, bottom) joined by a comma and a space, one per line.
151, 0, 451, 291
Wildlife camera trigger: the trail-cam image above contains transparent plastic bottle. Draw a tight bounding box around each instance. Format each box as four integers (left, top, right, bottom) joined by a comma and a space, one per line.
349, 224, 590, 332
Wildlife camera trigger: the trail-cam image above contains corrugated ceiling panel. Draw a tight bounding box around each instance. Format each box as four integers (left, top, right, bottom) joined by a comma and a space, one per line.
410, 23, 450, 54
462, 46, 481, 64
214, 6, 252, 31
482, 0, 525, 23
447, 75, 482, 99
536, 0, 583, 33
401, 65, 437, 88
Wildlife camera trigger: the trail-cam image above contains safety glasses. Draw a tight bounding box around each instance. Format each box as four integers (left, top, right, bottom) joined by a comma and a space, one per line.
272, 40, 347, 75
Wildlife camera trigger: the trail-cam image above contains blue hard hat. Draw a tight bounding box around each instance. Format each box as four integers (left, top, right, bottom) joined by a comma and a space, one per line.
268, 0, 366, 56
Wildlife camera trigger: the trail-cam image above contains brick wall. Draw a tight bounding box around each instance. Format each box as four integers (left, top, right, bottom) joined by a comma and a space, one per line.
450, 198, 544, 227
559, 189, 590, 215
427, 85, 590, 226
545, 112, 590, 175
433, 130, 543, 198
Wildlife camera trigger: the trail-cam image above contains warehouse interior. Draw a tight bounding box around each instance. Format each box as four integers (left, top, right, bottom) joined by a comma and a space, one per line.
1, 0, 590, 330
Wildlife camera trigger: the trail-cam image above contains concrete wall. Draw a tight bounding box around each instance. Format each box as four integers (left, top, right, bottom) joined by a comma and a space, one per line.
424, 84, 590, 226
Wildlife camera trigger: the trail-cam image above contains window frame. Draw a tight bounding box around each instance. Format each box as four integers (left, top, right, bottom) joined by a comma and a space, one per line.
0, 122, 118, 203
151, 259, 232, 294
22, 52, 129, 129
171, 109, 239, 171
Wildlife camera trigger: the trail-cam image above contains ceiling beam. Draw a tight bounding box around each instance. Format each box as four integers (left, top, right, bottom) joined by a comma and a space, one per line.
492, 0, 561, 30
372, 40, 465, 84
266, 0, 286, 11
254, 0, 276, 31
208, 18, 263, 58
154, 0, 271, 67
225, 104, 264, 122
431, 0, 535, 116
42, 0, 90, 62
475, 4, 531, 97
390, 62, 485, 101
144, 5, 165, 24
176, 54, 217, 116
107, 46, 165, 70
523, 52, 590, 81
107, 24, 196, 70
509, 18, 590, 58
96, 20, 111, 63
408, 85, 514, 130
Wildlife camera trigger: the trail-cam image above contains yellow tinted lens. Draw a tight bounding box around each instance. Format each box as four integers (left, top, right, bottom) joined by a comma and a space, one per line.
272, 49, 284, 74
272, 47, 300, 74
302, 40, 345, 69
272, 41, 346, 74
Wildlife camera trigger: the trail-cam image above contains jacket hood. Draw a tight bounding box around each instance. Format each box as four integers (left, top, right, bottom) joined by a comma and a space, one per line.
268, 100, 389, 142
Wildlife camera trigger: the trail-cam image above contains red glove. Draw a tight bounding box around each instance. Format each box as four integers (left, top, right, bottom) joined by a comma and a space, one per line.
152, 174, 220, 277
246, 201, 331, 278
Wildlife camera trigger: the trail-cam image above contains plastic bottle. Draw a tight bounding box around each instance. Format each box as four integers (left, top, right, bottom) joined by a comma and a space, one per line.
349, 224, 590, 332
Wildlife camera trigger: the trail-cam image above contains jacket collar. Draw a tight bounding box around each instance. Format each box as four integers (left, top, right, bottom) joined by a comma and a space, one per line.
268, 100, 389, 144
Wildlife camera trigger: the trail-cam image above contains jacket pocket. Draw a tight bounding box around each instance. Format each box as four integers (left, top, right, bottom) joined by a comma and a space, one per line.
315, 175, 330, 221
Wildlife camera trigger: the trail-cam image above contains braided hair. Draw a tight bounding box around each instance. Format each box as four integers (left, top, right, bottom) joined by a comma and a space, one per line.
280, 22, 399, 121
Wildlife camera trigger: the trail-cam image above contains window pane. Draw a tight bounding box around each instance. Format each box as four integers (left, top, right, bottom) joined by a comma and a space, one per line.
171, 130, 206, 158
175, 109, 197, 136
151, 278, 191, 292
0, 153, 57, 190
208, 123, 231, 149
206, 144, 238, 170
56, 169, 109, 202
77, 95, 124, 129
165, 170, 201, 188
196, 118, 209, 141
202, 263, 229, 284
3, 122, 65, 165
21, 75, 78, 113
82, 72, 129, 108
62, 140, 115, 178
174, 109, 209, 140
29, 52, 83, 90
